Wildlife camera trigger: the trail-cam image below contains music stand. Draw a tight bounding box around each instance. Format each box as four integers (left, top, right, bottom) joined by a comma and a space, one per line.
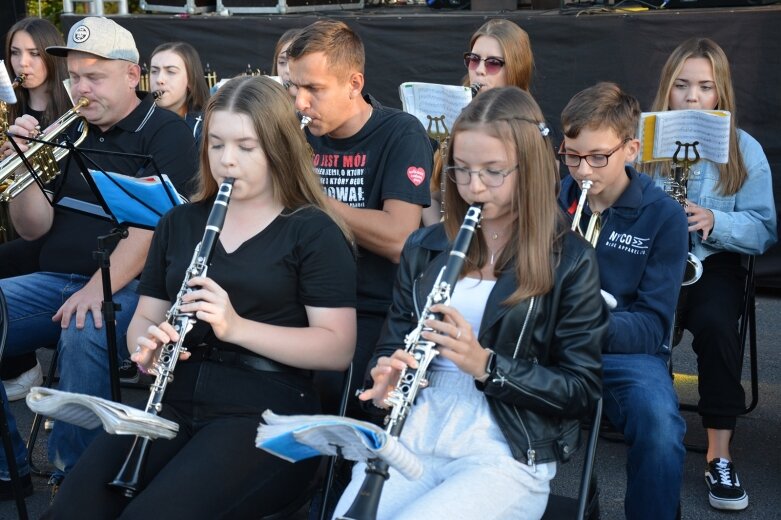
5, 131, 183, 402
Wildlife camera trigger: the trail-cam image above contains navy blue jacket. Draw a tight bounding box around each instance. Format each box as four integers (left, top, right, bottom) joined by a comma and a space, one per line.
559, 166, 688, 356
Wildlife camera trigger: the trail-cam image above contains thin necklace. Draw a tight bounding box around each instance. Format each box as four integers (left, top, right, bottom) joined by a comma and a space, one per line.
487, 230, 502, 265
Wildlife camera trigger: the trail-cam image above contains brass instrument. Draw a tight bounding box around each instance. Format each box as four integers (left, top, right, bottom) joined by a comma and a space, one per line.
664, 141, 703, 286
0, 74, 25, 148
0, 97, 89, 201
300, 114, 312, 130
571, 180, 602, 247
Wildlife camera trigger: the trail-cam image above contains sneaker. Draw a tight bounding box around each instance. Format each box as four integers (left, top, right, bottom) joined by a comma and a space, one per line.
705, 457, 749, 510
0, 473, 34, 501
118, 358, 139, 384
3, 362, 43, 401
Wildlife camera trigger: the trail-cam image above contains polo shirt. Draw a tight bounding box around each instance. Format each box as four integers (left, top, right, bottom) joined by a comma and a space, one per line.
38, 92, 198, 275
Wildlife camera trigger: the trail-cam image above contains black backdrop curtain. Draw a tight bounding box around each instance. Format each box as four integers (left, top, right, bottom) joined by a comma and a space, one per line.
63, 6, 781, 287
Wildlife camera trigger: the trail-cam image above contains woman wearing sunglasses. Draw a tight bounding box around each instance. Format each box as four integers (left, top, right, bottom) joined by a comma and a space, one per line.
424, 19, 536, 226
463, 19, 534, 94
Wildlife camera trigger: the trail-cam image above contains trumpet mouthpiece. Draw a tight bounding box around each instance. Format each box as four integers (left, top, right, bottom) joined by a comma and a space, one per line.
76, 97, 90, 109
300, 115, 312, 130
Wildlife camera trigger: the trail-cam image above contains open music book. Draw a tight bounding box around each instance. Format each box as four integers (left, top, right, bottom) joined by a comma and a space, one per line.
256, 411, 423, 480
399, 82, 472, 140
638, 109, 731, 164
26, 387, 179, 440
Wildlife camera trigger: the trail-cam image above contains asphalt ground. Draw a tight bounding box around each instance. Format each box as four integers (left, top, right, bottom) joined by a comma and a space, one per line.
1, 293, 779, 520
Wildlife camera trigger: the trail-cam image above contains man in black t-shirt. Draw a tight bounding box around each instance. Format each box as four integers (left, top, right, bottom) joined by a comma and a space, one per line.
288, 20, 432, 416
0, 17, 197, 497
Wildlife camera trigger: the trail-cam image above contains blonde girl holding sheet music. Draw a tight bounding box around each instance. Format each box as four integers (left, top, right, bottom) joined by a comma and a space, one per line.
45, 76, 357, 519
645, 37, 776, 512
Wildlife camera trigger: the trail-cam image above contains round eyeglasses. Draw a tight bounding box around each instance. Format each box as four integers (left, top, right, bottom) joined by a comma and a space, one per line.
445, 165, 517, 187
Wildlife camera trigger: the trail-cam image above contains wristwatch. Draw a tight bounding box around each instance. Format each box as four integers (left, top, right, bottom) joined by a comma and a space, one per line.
477, 349, 496, 383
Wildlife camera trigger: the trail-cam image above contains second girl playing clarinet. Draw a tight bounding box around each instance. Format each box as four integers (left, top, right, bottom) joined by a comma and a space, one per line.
45, 76, 357, 518
334, 87, 607, 520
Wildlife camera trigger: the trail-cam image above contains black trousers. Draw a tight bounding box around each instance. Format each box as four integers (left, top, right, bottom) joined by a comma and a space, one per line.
43, 359, 321, 519
678, 252, 747, 430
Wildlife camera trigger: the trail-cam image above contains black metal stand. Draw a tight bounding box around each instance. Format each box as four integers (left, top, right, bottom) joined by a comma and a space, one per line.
93, 227, 129, 403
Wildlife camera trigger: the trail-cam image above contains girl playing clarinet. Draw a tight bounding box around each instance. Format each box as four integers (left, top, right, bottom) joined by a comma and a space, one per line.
334, 86, 606, 520
45, 75, 357, 519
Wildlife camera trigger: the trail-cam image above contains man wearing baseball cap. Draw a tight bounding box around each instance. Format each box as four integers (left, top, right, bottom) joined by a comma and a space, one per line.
0, 16, 197, 497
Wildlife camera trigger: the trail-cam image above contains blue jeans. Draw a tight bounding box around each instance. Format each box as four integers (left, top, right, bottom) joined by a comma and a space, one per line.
602, 353, 686, 520
0, 272, 139, 479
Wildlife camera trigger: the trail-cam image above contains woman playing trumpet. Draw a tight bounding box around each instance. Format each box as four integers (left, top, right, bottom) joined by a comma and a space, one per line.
334, 87, 606, 520
45, 76, 357, 518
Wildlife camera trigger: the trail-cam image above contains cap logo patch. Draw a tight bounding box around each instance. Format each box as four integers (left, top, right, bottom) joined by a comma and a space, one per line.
73, 25, 90, 44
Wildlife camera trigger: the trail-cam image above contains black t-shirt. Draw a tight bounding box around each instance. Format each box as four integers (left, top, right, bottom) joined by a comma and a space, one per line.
138, 202, 357, 355
39, 93, 198, 275
307, 94, 432, 315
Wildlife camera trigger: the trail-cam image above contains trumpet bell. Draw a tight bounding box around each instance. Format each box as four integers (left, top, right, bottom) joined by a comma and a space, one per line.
0, 97, 89, 201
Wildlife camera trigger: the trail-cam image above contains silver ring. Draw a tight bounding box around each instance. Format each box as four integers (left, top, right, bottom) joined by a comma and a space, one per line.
456, 329, 462, 340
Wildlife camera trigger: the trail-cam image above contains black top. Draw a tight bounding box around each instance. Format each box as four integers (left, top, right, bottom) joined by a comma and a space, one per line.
138, 202, 357, 356
39, 93, 198, 275
306, 94, 432, 315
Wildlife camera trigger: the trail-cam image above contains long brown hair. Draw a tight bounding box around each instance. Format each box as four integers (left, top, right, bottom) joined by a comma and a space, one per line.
271, 28, 301, 76
444, 87, 562, 304
4, 17, 71, 127
647, 37, 746, 195
193, 75, 350, 240
150, 41, 209, 113
464, 19, 534, 91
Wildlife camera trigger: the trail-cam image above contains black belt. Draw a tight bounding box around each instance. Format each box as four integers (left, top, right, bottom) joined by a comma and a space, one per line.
190, 346, 312, 378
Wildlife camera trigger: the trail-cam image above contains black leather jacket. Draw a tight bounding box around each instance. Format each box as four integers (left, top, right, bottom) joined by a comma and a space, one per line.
370, 223, 607, 466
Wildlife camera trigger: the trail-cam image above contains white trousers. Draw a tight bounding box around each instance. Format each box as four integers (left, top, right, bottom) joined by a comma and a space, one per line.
333, 370, 556, 520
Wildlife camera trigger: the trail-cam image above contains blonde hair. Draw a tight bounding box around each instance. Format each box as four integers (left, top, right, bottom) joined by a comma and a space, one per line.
193, 76, 351, 240
444, 86, 562, 304
647, 37, 746, 195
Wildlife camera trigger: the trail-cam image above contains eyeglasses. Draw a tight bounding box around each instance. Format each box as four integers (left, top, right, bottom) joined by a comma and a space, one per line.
558, 138, 630, 168
463, 52, 505, 75
445, 165, 517, 187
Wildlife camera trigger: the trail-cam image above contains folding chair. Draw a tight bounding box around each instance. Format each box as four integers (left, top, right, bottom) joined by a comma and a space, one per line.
542, 398, 602, 520
0, 287, 30, 520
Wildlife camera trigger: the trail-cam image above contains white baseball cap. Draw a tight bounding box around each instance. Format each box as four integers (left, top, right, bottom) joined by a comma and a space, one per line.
46, 17, 139, 64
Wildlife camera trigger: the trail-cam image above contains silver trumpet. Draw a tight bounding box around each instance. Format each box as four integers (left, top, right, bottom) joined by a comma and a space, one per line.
570, 180, 602, 247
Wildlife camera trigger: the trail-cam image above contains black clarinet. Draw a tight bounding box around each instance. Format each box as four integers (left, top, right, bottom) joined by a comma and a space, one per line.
338, 203, 483, 520
109, 178, 235, 498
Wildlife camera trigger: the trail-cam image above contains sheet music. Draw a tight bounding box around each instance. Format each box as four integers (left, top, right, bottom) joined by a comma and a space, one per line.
0, 61, 17, 104
638, 109, 731, 164
399, 82, 472, 139
257, 410, 423, 480
26, 387, 179, 440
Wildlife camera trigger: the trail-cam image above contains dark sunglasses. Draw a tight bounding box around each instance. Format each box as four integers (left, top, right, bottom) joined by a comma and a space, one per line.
463, 52, 505, 75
